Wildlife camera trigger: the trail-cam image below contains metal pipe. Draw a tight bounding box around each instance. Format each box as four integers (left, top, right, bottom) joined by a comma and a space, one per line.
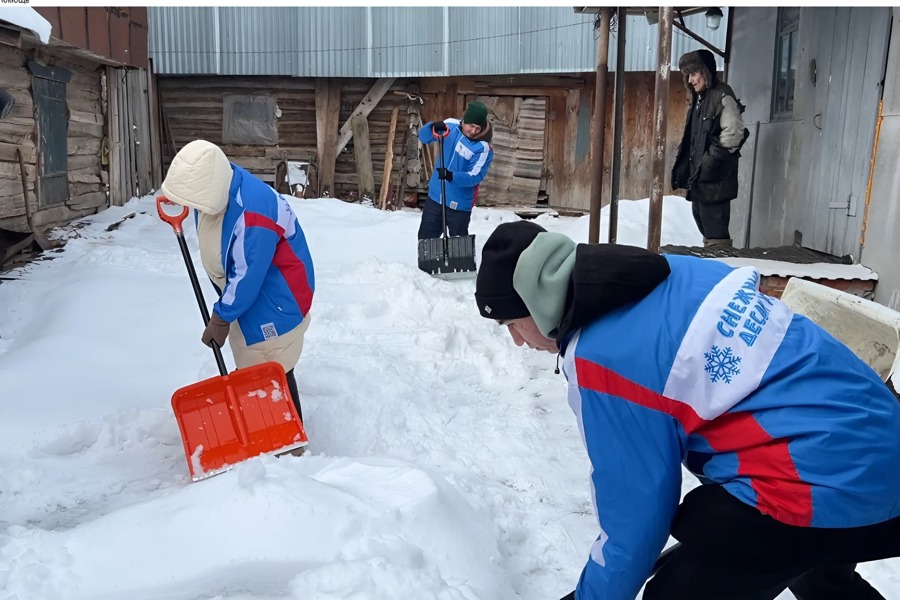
743, 121, 761, 249
609, 7, 627, 245
672, 19, 727, 59
724, 7, 735, 82
588, 7, 611, 245
647, 6, 673, 253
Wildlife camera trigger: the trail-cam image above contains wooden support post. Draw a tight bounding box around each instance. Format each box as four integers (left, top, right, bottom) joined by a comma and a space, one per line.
15, 147, 48, 250
335, 77, 396, 156
446, 83, 461, 121
315, 77, 341, 197
647, 6, 673, 254
379, 106, 400, 210
395, 116, 416, 209
106, 66, 121, 207
147, 59, 163, 189
422, 141, 434, 182
351, 114, 374, 202
588, 8, 611, 244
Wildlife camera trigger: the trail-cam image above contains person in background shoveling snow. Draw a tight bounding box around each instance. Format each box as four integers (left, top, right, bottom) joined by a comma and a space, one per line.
474, 221, 900, 600
160, 140, 314, 422
417, 101, 494, 240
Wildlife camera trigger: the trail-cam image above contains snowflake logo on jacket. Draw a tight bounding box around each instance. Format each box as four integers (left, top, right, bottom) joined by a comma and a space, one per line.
704, 345, 742, 383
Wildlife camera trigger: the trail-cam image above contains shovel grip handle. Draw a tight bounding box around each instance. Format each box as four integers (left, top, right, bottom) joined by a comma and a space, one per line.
156, 196, 190, 234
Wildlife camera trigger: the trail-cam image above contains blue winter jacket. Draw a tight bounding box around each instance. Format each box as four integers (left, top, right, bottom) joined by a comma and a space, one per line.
563, 254, 900, 600
210, 165, 315, 345
418, 118, 494, 212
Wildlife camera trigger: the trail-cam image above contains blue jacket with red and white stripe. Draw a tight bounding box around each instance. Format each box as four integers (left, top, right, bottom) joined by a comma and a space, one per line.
561, 252, 900, 600
212, 165, 314, 345
418, 119, 493, 212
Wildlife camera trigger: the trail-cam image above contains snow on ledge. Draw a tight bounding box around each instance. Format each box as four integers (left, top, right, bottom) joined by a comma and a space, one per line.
0, 7, 52, 44
709, 256, 878, 281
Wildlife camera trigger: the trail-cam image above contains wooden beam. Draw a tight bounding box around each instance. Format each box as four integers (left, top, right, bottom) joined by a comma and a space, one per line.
16, 148, 34, 231
350, 114, 374, 202
588, 7, 611, 244
422, 138, 434, 183
106, 66, 122, 207
470, 85, 569, 98
647, 7, 673, 254
161, 101, 177, 158
335, 77, 395, 156
444, 82, 460, 124
147, 59, 163, 189
314, 77, 340, 196
0, 26, 22, 49
379, 105, 399, 210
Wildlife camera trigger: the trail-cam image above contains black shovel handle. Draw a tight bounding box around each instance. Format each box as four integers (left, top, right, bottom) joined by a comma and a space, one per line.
157, 196, 228, 376
436, 130, 450, 264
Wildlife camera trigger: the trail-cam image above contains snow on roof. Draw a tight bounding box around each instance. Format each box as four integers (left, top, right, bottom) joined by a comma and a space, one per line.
709, 256, 879, 281
0, 6, 51, 44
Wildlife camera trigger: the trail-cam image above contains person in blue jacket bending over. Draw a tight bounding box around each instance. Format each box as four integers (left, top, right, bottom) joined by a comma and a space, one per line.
417, 101, 494, 239
474, 220, 900, 600
161, 140, 315, 423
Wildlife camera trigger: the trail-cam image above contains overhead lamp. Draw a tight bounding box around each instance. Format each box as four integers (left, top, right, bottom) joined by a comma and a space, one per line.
705, 7, 724, 31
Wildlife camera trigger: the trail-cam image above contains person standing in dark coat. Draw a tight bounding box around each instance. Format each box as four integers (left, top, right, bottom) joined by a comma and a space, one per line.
671, 49, 748, 248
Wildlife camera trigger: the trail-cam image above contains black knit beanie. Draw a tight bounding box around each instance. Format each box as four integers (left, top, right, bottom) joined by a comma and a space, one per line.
463, 101, 488, 129
475, 221, 547, 320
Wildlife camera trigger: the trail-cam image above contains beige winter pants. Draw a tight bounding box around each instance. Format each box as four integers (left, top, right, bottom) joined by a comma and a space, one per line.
228, 315, 311, 372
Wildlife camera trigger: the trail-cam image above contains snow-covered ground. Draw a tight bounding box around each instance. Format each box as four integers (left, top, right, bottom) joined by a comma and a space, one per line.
0, 195, 897, 599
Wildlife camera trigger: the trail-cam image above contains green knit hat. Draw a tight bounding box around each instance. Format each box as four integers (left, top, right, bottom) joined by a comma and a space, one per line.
513, 232, 577, 338
463, 101, 488, 128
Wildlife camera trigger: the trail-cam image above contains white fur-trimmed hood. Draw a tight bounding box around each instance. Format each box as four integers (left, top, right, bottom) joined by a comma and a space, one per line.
160, 140, 233, 215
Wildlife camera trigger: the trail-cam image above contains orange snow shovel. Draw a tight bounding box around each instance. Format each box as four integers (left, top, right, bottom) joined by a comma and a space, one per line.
157, 196, 308, 481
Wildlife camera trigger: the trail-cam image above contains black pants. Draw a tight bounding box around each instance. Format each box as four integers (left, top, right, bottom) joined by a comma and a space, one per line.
285, 368, 302, 423
417, 198, 472, 239
690, 196, 731, 240
643, 485, 900, 600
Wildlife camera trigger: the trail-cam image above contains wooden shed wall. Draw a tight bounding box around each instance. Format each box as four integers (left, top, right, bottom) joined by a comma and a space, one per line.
159, 73, 693, 210
158, 76, 409, 200
420, 73, 692, 210
0, 42, 108, 232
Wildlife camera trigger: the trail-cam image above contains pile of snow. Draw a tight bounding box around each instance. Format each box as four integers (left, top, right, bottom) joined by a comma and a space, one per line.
0, 195, 895, 599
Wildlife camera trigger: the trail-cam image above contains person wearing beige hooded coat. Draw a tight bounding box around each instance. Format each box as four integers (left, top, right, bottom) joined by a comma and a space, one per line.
160, 140, 315, 421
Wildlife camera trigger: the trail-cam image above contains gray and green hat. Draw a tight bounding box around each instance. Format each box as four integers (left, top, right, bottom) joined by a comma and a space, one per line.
475, 221, 544, 321
475, 221, 577, 337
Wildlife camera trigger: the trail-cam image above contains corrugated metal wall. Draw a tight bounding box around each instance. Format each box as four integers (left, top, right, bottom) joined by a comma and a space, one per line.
149, 7, 728, 76
372, 7, 445, 76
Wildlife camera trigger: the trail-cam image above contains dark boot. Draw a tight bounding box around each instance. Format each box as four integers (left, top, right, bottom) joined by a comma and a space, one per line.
281, 368, 307, 456
285, 368, 302, 423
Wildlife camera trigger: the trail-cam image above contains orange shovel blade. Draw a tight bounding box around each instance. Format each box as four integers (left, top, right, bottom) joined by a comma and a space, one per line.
171, 361, 308, 481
